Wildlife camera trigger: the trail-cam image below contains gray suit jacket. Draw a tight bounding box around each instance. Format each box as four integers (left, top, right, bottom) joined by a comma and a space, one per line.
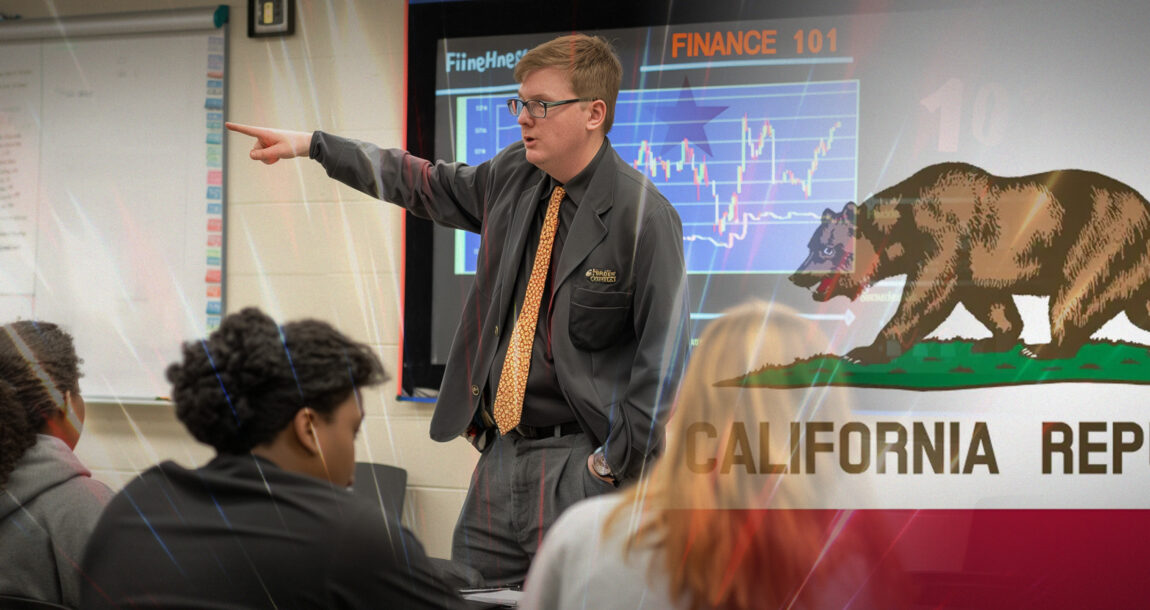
311, 134, 690, 480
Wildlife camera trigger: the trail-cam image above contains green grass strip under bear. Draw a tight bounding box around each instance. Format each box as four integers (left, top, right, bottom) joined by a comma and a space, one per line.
724, 340, 1150, 390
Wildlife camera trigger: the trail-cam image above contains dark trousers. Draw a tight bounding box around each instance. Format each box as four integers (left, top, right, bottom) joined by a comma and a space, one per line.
451, 430, 615, 586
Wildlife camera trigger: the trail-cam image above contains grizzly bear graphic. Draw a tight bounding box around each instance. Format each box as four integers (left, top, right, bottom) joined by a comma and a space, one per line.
790, 162, 1150, 364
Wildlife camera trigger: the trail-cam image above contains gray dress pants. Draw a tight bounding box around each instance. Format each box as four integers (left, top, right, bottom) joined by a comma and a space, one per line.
451, 429, 616, 586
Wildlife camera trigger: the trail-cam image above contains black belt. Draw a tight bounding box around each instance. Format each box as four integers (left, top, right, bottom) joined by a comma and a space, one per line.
513, 421, 583, 439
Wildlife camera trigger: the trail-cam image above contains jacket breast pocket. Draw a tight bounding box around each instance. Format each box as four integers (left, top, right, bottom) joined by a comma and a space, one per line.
569, 287, 633, 351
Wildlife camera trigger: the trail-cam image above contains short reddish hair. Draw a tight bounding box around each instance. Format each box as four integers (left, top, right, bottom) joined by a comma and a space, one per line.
514, 34, 622, 134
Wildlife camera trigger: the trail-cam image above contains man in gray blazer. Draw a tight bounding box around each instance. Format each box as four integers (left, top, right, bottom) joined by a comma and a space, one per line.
227, 33, 690, 586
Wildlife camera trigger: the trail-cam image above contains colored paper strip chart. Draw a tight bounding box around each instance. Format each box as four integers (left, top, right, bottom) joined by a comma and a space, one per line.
204, 33, 225, 330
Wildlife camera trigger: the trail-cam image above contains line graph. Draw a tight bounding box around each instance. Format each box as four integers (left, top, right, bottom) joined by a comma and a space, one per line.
453, 80, 858, 274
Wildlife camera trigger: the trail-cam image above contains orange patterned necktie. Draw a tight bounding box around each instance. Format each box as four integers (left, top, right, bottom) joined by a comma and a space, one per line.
493, 185, 565, 434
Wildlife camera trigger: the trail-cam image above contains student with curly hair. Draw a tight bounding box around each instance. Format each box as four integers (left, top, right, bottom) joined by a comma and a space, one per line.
0, 320, 113, 608
80, 308, 467, 609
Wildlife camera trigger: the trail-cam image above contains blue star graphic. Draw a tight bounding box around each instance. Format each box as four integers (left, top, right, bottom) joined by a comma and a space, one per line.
655, 78, 728, 158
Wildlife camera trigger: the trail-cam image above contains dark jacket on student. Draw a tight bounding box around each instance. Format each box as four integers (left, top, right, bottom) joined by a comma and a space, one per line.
0, 434, 113, 608
79, 453, 467, 609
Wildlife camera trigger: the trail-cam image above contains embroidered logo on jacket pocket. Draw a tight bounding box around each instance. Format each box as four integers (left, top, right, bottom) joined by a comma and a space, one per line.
584, 268, 618, 284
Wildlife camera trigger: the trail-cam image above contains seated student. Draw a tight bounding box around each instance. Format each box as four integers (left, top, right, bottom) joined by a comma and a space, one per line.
521, 301, 908, 610
0, 321, 113, 608
80, 308, 467, 609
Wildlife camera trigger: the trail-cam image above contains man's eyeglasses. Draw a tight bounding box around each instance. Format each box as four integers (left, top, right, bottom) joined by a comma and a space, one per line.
506, 97, 596, 119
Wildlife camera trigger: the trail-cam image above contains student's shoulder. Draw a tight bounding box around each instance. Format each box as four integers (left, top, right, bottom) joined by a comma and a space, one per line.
85, 463, 186, 544
550, 494, 625, 541
567, 492, 624, 515
37, 470, 115, 510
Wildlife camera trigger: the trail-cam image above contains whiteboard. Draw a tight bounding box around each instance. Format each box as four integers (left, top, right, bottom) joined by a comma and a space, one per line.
0, 21, 226, 400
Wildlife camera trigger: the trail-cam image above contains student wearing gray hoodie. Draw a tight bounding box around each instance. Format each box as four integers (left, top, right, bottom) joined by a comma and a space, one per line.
0, 321, 113, 608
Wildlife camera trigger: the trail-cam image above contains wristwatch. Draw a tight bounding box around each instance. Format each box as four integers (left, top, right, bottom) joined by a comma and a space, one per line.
591, 447, 615, 482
